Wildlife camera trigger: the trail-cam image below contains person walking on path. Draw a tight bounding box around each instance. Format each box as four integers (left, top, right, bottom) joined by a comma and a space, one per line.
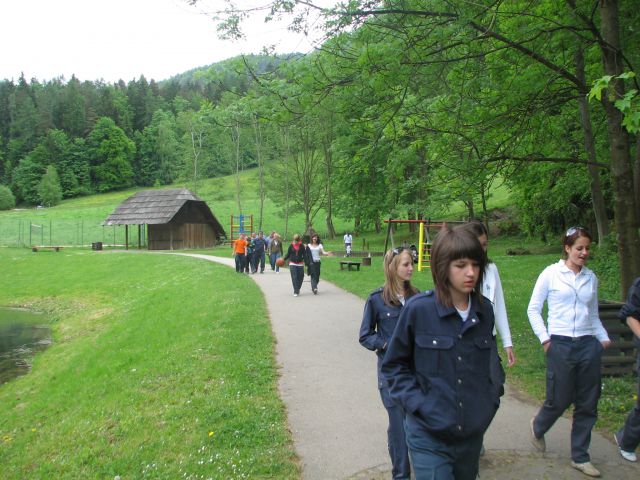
359, 247, 419, 480
252, 231, 267, 274
528, 227, 611, 478
381, 225, 499, 480
305, 234, 331, 294
232, 233, 248, 273
284, 234, 307, 296
614, 276, 640, 462
269, 233, 284, 272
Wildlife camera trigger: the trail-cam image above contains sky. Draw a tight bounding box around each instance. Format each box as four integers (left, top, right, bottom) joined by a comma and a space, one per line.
1, 0, 328, 83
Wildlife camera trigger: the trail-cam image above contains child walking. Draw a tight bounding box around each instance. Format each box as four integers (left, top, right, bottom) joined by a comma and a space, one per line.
381, 225, 499, 479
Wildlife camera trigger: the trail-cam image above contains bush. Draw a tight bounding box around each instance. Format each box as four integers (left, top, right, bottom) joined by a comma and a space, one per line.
0, 185, 16, 210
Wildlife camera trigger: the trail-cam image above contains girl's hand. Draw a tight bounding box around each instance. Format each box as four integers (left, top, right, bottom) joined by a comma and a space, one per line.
505, 346, 516, 367
601, 340, 611, 349
543, 341, 551, 353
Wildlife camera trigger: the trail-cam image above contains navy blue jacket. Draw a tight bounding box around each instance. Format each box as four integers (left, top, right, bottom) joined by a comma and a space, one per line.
381, 290, 499, 442
619, 277, 640, 368
359, 288, 403, 388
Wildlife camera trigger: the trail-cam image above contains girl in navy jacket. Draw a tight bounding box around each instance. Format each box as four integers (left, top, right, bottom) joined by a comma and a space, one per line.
381, 225, 498, 480
359, 248, 419, 480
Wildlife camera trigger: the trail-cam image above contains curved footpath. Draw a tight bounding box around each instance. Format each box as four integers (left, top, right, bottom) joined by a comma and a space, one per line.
181, 253, 638, 479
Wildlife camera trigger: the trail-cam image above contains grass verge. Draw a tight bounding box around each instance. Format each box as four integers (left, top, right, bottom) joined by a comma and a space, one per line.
0, 248, 299, 479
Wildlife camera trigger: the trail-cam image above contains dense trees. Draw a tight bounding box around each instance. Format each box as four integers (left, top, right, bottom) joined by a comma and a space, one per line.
195, 0, 638, 294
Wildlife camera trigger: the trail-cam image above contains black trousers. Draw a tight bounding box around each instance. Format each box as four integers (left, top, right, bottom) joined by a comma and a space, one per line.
308, 261, 321, 291
532, 335, 603, 463
289, 265, 304, 294
617, 362, 640, 452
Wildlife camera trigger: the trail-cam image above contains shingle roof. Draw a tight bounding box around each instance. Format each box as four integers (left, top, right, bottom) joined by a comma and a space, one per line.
103, 188, 220, 227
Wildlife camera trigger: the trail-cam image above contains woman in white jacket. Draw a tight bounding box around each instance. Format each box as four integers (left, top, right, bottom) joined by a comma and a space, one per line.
527, 227, 610, 478
463, 221, 516, 373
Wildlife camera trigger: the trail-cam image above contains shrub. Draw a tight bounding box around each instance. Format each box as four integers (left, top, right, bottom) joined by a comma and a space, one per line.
0, 185, 16, 210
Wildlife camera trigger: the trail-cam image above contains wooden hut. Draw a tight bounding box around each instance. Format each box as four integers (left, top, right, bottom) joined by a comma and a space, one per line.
103, 188, 226, 250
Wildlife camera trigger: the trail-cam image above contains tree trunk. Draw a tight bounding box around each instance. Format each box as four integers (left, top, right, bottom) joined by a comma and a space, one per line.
599, 0, 640, 296
252, 117, 265, 231
232, 122, 242, 214
574, 47, 611, 244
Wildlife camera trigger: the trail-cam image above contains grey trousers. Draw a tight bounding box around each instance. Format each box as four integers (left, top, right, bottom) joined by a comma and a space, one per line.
532, 335, 603, 463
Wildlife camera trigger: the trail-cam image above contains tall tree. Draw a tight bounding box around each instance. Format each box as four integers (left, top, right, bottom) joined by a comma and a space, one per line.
37, 165, 63, 207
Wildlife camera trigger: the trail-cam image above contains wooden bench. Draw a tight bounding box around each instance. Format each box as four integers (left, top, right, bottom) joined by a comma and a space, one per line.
339, 260, 361, 271
32, 246, 63, 252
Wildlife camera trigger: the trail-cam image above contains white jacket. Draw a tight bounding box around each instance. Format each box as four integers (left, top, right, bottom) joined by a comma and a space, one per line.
482, 262, 512, 348
527, 260, 609, 344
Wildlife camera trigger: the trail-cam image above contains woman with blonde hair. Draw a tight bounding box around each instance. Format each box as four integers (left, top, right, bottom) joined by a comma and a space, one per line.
359, 247, 419, 480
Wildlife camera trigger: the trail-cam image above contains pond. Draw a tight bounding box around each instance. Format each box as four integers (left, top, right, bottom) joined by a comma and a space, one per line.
0, 307, 52, 385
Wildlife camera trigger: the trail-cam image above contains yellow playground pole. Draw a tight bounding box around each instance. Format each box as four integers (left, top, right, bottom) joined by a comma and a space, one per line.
418, 222, 425, 271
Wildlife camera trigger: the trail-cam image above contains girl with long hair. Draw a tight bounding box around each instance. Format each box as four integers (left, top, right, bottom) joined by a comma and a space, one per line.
359, 248, 419, 480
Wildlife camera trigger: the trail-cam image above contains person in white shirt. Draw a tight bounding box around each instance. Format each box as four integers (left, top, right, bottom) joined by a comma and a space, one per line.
527, 227, 610, 478
305, 234, 331, 294
343, 232, 353, 256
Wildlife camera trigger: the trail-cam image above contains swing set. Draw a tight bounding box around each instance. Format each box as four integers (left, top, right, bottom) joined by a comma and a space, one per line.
383, 219, 461, 271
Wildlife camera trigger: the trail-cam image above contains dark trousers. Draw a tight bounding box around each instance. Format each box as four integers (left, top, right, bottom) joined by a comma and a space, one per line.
308, 261, 321, 291
290, 265, 304, 294
617, 365, 640, 452
245, 252, 253, 272
532, 335, 603, 463
253, 251, 265, 272
234, 253, 245, 273
406, 428, 483, 480
379, 387, 410, 480
490, 336, 506, 398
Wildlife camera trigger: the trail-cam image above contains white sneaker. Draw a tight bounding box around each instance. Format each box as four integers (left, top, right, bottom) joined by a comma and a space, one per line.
293, 293, 298, 297
614, 432, 637, 462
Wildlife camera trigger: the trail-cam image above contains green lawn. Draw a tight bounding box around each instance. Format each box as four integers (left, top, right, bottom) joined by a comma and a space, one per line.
0, 248, 298, 479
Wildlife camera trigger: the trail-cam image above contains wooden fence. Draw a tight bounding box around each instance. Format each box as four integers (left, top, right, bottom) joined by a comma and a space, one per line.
600, 301, 637, 376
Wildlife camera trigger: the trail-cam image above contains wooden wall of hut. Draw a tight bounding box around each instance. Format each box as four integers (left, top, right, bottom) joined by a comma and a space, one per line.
148, 223, 217, 250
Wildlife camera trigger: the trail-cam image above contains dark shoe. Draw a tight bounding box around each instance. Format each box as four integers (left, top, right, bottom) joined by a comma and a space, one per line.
570, 461, 600, 477
313, 289, 318, 294
530, 417, 545, 452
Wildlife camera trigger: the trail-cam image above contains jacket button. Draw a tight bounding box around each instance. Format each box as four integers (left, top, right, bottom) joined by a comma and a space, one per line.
432, 340, 437, 345
471, 318, 476, 323
457, 425, 462, 431
459, 401, 463, 407
457, 356, 462, 362
457, 378, 462, 384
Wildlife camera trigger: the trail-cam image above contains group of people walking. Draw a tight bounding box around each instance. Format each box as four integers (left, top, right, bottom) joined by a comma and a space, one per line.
232, 231, 284, 274
359, 221, 640, 479
232, 231, 332, 296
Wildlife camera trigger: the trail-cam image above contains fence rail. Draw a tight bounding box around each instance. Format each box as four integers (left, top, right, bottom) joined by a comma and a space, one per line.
0, 219, 147, 248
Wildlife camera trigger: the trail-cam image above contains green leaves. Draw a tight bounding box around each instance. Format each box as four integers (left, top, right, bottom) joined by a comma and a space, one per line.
589, 72, 639, 133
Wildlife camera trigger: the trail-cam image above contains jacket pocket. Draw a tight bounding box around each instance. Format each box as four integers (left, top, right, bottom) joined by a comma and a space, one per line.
415, 335, 454, 376
468, 336, 493, 376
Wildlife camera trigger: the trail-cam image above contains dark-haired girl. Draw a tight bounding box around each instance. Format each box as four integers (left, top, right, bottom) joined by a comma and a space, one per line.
305, 234, 331, 294
528, 227, 610, 478
381, 226, 498, 479
359, 248, 419, 480
284, 234, 307, 296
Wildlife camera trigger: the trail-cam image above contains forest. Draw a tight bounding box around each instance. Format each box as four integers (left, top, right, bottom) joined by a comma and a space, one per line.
0, 0, 639, 292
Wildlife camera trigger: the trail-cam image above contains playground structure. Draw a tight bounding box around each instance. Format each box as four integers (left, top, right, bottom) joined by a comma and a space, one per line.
384, 219, 464, 271
230, 214, 254, 241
